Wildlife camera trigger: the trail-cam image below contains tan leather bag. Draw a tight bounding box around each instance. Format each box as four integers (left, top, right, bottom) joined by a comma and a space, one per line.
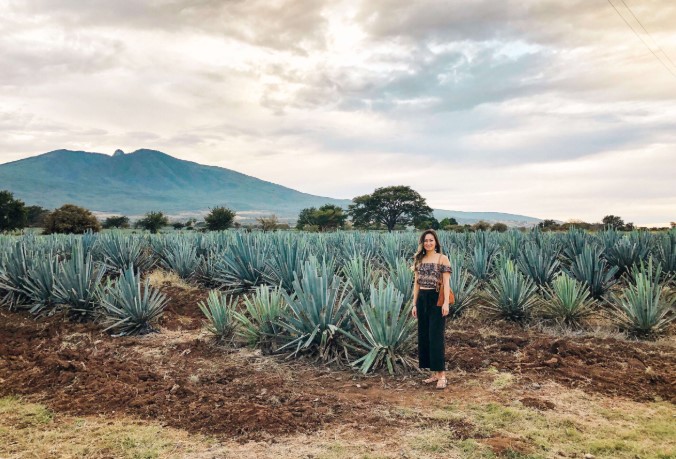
435, 254, 455, 307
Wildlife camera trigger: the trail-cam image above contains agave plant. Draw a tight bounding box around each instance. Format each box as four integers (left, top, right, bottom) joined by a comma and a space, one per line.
517, 242, 560, 290
604, 236, 650, 278
467, 243, 494, 282
159, 237, 199, 279
564, 245, 618, 300
99, 265, 167, 335
341, 279, 416, 374
194, 250, 221, 288
609, 259, 675, 338
277, 257, 353, 361
654, 230, 676, 276
387, 258, 414, 306
213, 233, 269, 291
483, 258, 538, 322
447, 257, 479, 318
53, 243, 105, 317
379, 234, 407, 270
198, 289, 237, 341
264, 234, 310, 293
540, 273, 597, 328
0, 242, 31, 308
22, 255, 60, 314
342, 254, 377, 304
232, 285, 286, 352
562, 227, 590, 263
96, 232, 153, 272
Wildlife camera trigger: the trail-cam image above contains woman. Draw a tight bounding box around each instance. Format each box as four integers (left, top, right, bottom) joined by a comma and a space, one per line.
412, 229, 451, 389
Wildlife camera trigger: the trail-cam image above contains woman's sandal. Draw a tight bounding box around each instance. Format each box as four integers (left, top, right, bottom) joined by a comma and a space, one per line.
422, 376, 439, 384
436, 378, 448, 390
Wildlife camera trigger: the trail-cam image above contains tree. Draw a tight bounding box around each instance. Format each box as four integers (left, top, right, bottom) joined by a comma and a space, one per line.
26, 205, 49, 228
472, 220, 491, 231
43, 204, 101, 234
296, 204, 347, 231
491, 222, 508, 233
537, 219, 559, 231
102, 215, 130, 229
172, 221, 185, 230
439, 217, 458, 228
413, 215, 440, 230
0, 190, 27, 232
602, 215, 625, 230
136, 211, 169, 234
256, 214, 280, 232
348, 186, 433, 232
205, 206, 236, 231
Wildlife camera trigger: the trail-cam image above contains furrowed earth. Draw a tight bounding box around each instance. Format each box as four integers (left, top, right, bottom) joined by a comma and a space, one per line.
1, 280, 674, 458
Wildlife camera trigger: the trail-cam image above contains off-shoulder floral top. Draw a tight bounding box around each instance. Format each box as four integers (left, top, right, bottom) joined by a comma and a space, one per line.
415, 255, 451, 289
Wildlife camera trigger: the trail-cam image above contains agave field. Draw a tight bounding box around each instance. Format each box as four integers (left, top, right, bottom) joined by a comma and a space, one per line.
1, 228, 675, 458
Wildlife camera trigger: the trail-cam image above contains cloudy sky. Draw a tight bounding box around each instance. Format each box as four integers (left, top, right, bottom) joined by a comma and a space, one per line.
1, 0, 675, 225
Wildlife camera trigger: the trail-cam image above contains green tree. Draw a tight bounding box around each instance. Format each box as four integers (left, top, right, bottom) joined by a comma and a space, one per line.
348, 186, 433, 232
602, 215, 625, 230
102, 215, 130, 229
537, 219, 559, 231
0, 190, 27, 232
26, 205, 49, 228
296, 204, 347, 231
256, 214, 280, 232
472, 220, 491, 232
205, 206, 236, 231
43, 204, 101, 234
439, 217, 458, 228
413, 215, 440, 230
172, 221, 185, 230
491, 222, 508, 233
296, 207, 317, 230
136, 211, 169, 234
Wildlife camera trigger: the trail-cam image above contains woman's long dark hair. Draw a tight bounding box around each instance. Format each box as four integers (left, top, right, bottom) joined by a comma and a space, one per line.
413, 229, 442, 269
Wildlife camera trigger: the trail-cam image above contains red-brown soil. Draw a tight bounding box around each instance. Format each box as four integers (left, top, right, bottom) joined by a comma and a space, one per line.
445, 321, 676, 403
1, 290, 675, 446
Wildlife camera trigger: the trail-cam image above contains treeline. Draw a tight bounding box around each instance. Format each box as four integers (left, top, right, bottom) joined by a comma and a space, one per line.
1, 188, 673, 235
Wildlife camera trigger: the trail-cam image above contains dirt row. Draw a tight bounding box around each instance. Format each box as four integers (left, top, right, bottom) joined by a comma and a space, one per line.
1, 286, 674, 445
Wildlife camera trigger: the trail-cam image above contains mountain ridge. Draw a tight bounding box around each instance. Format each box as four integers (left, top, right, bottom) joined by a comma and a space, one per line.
0, 149, 542, 225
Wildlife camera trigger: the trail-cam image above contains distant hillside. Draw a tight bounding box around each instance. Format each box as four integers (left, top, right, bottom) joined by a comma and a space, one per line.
0, 149, 542, 225
0, 149, 350, 219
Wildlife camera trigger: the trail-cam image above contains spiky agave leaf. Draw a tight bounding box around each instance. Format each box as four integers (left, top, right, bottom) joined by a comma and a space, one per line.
540, 273, 597, 328
484, 258, 538, 322
198, 290, 237, 340
341, 279, 416, 374
159, 236, 199, 279
99, 265, 167, 335
609, 258, 675, 338
467, 243, 495, 282
96, 231, 153, 272
654, 230, 676, 276
213, 232, 269, 291
232, 285, 286, 351
342, 254, 377, 304
564, 244, 618, 300
0, 241, 31, 308
53, 242, 105, 317
387, 257, 414, 307
277, 257, 353, 361
22, 254, 60, 314
517, 242, 560, 290
264, 233, 310, 293
604, 235, 650, 278
448, 256, 479, 318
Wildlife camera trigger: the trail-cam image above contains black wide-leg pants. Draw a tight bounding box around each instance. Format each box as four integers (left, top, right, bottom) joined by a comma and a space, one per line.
417, 289, 446, 371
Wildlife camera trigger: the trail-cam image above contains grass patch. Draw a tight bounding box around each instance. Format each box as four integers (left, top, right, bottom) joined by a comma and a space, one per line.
0, 396, 203, 459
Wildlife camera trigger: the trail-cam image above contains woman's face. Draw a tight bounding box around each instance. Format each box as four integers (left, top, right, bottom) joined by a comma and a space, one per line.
423, 233, 436, 253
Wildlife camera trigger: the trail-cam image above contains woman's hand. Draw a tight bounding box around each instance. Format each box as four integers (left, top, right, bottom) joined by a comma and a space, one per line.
412, 304, 417, 318
441, 304, 450, 317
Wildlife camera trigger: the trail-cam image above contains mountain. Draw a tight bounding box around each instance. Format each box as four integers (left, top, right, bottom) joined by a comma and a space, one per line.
0, 149, 542, 225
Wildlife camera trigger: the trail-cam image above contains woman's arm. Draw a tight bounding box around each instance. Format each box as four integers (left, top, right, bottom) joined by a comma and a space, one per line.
412, 268, 419, 318
441, 255, 452, 316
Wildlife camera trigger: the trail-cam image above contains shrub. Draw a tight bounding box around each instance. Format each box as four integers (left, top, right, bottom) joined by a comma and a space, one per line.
205, 206, 236, 231
43, 204, 101, 234
135, 211, 168, 234
102, 216, 130, 229
0, 191, 27, 232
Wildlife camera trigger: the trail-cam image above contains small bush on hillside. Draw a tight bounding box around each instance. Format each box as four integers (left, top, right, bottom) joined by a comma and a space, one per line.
205, 206, 236, 231
102, 216, 130, 229
135, 211, 168, 234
